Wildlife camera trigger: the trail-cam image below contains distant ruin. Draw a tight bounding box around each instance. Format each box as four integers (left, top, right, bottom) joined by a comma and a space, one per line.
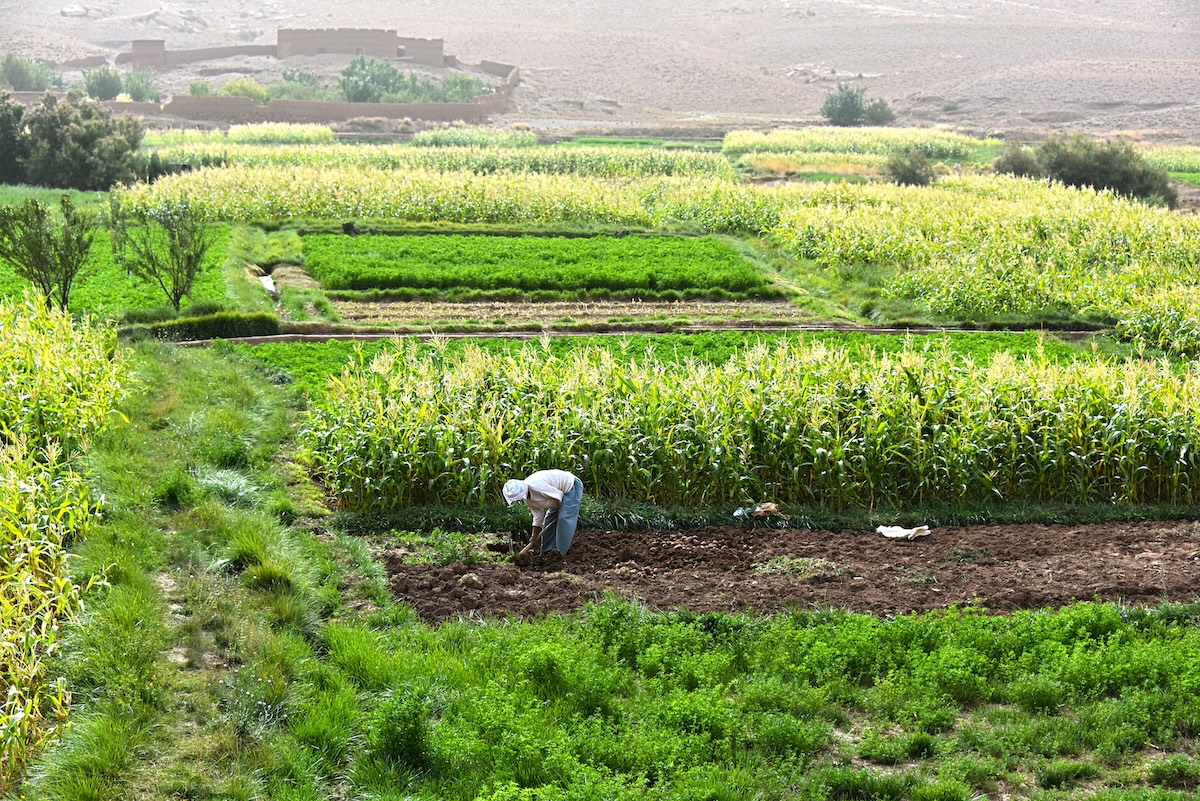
31, 28, 519, 125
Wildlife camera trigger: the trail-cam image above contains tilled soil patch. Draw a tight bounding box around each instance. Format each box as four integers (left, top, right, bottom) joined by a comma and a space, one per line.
384, 520, 1200, 624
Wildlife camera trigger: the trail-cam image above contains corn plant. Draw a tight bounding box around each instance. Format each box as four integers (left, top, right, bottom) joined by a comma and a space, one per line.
722, 127, 996, 160
145, 142, 739, 180
299, 340, 1200, 513
0, 296, 124, 791
409, 126, 538, 148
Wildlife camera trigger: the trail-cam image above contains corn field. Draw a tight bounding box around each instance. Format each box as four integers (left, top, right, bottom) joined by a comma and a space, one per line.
409, 126, 539, 148
0, 297, 126, 789
147, 143, 739, 179
772, 176, 1200, 321
722, 128, 995, 160
141, 123, 336, 148
300, 340, 1200, 513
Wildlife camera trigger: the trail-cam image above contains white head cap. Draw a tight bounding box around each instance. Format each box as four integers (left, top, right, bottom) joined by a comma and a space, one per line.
503, 479, 528, 506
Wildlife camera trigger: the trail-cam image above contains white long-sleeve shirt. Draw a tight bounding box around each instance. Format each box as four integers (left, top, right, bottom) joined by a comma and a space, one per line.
523, 469, 578, 526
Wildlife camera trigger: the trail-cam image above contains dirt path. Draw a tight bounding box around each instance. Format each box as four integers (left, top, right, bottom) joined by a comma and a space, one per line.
384, 520, 1200, 623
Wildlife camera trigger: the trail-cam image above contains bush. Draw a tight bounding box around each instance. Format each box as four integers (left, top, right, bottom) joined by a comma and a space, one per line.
821, 83, 895, 127
995, 134, 1178, 208
992, 142, 1041, 178
19, 91, 143, 189
219, 77, 268, 105
1036, 134, 1178, 208
83, 66, 123, 101
884, 148, 935, 186
188, 80, 211, 97
136, 311, 281, 341
339, 56, 400, 103
122, 71, 159, 103
821, 83, 866, 127
863, 97, 896, 125
1, 53, 56, 92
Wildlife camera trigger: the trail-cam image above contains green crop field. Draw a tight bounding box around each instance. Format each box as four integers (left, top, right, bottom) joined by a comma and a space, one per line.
0, 228, 232, 317
302, 233, 781, 299
9, 121, 1200, 801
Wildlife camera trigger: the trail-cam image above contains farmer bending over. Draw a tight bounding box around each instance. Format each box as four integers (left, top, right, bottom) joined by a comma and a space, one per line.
503, 469, 584, 557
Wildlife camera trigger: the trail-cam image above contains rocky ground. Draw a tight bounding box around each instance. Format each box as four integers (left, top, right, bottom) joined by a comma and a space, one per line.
1, 0, 1198, 141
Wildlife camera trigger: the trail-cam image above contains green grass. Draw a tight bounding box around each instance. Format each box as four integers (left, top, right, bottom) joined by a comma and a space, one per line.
0, 227, 233, 317
14, 339, 1200, 801
1171, 172, 1200, 187
302, 233, 782, 299
0, 184, 109, 213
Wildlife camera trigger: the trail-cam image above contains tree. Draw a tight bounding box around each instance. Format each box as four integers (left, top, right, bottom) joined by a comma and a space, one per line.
83, 66, 123, 101
821, 83, 866, 127
0, 94, 26, 185
20, 92, 143, 190
110, 199, 213, 312
339, 56, 402, 103
0, 196, 97, 309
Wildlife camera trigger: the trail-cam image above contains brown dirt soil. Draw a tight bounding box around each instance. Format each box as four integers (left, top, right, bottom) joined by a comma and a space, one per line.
384, 519, 1200, 624
330, 297, 813, 327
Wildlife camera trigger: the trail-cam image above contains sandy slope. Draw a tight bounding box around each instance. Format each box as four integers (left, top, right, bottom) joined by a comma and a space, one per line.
1, 0, 1198, 139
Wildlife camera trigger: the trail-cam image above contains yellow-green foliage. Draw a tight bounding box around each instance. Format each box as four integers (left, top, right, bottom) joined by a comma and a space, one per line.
0, 296, 126, 787
771, 175, 1200, 319
147, 143, 738, 180
301, 340, 1200, 512
142, 123, 335, 148
1140, 145, 1200, 173
722, 127, 995, 159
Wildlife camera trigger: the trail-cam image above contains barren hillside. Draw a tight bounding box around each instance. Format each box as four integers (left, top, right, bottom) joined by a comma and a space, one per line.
2, 0, 1198, 138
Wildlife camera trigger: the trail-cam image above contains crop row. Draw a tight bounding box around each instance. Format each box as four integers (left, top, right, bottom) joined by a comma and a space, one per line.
408, 126, 539, 148
116, 169, 1200, 352
300, 340, 1200, 512
0, 297, 126, 785
302, 233, 777, 295
141, 123, 336, 147
721, 127, 996, 159
774, 176, 1200, 319
149, 143, 739, 179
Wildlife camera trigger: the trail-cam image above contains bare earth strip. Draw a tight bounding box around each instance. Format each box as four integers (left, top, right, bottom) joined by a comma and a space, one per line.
329, 298, 814, 328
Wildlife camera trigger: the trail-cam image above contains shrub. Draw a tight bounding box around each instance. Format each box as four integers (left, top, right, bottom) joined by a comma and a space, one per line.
1036, 134, 1178, 207
992, 142, 1042, 177
339, 56, 400, 103
821, 83, 866, 127
138, 311, 280, 341
122, 71, 159, 103
83, 66, 123, 101
19, 91, 143, 190
996, 135, 1178, 207
219, 77, 268, 105
188, 80, 211, 97
863, 97, 896, 125
884, 148, 935, 186
0, 53, 56, 92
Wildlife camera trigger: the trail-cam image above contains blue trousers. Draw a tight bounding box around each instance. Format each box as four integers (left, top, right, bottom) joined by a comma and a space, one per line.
541, 477, 583, 555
